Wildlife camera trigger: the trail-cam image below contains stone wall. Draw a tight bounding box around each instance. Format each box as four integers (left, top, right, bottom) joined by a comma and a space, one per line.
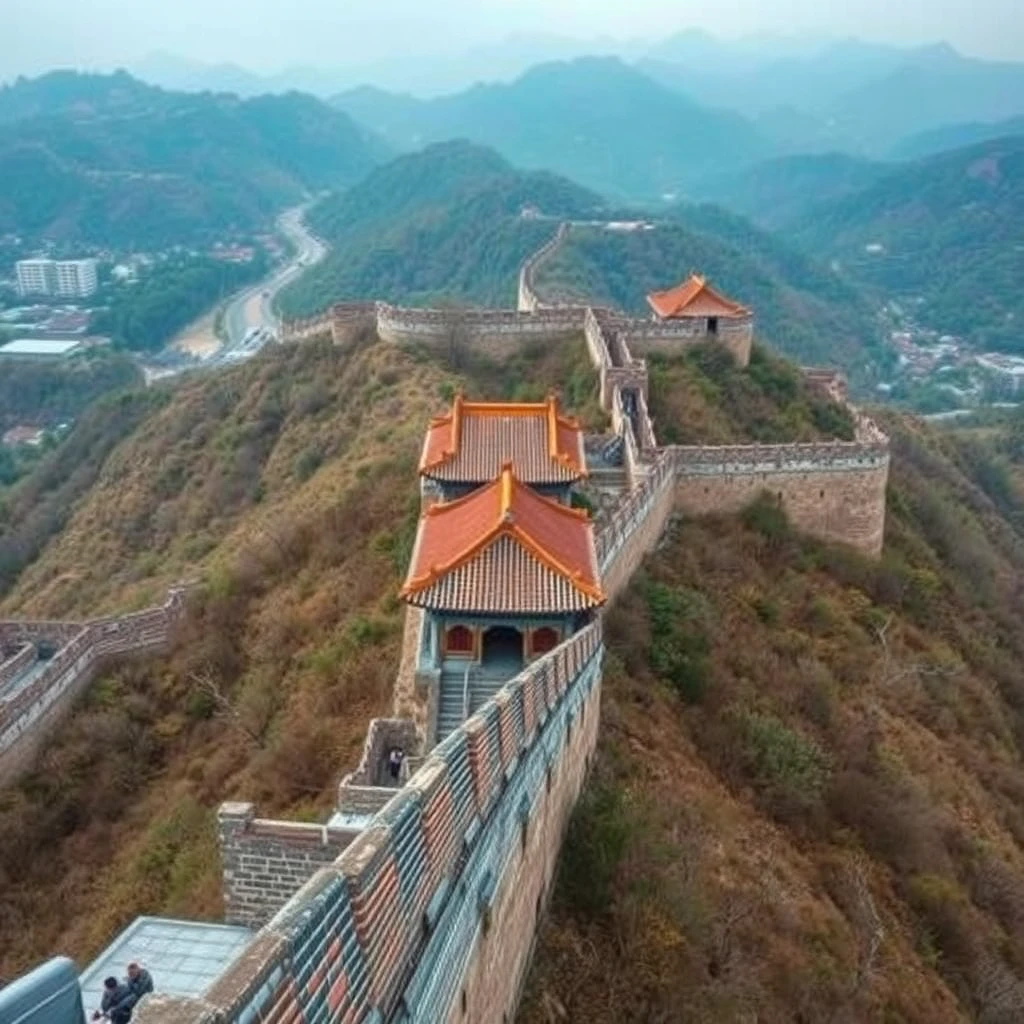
329, 303, 377, 347
218, 803, 362, 929
598, 451, 677, 602
617, 317, 753, 368
0, 590, 187, 787
803, 367, 849, 404
333, 717, 422, 820
375, 302, 584, 358
517, 223, 568, 312
0, 619, 83, 649
452, 645, 600, 1022
135, 623, 603, 1024
0, 642, 35, 691
673, 444, 890, 557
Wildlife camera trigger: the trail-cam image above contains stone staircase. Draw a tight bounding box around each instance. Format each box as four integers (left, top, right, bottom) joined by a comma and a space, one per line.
437, 669, 466, 742
437, 662, 525, 742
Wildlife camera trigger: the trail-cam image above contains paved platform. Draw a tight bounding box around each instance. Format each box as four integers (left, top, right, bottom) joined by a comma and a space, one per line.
79, 917, 253, 1014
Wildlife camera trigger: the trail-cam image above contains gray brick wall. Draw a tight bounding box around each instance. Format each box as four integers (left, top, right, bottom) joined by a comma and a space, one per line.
217, 802, 362, 929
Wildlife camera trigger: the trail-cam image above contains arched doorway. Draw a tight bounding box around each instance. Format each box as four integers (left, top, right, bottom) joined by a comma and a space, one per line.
481, 626, 523, 673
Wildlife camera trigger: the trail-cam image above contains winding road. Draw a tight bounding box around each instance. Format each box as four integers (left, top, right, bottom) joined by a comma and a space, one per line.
221, 204, 327, 351
152, 202, 328, 381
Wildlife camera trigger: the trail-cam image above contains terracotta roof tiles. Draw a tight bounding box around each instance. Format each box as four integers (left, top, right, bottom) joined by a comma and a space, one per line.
647, 274, 750, 320
419, 395, 586, 485
401, 465, 603, 613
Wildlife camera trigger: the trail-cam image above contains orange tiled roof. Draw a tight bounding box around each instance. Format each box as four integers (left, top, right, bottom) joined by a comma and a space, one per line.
401, 465, 604, 613
646, 274, 750, 320
420, 394, 586, 485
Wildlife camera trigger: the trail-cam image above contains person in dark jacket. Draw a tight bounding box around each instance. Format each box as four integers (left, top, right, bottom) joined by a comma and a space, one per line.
92, 976, 133, 1023
387, 747, 404, 782
125, 963, 154, 1006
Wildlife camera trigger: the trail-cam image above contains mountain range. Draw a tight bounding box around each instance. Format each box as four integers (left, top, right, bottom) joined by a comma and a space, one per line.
276, 140, 887, 389
114, 34, 1024, 163
0, 71, 385, 247
332, 57, 771, 201
277, 141, 608, 314
8, 278, 1024, 1023
697, 135, 1024, 351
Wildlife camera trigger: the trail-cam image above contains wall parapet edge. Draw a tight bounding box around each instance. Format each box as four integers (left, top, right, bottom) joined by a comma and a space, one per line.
137, 622, 603, 1024
0, 587, 188, 786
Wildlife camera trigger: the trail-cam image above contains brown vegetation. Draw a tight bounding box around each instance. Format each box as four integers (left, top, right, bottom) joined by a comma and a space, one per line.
521, 412, 1024, 1023
0, 332, 600, 978
647, 342, 856, 445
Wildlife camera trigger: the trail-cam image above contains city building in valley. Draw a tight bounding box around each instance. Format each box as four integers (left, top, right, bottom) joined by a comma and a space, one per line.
0, 338, 85, 361
15, 259, 57, 297
15, 258, 99, 298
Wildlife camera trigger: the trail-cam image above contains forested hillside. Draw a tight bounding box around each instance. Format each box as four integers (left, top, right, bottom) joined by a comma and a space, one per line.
791, 136, 1024, 352
6, 309, 1024, 1024
535, 211, 888, 381
0, 350, 141, 432
92, 254, 269, 352
0, 71, 385, 246
681, 134, 1024, 354
521, 403, 1024, 1024
277, 141, 608, 315
693, 152, 889, 230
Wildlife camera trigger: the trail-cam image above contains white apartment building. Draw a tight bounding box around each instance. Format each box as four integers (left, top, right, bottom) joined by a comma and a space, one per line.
15, 259, 57, 296
54, 259, 98, 298
16, 258, 99, 298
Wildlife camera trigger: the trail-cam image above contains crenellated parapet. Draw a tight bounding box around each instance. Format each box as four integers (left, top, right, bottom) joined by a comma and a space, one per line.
517, 221, 569, 312
0, 209, 902, 1024
278, 227, 890, 557
0, 587, 188, 786
137, 623, 604, 1024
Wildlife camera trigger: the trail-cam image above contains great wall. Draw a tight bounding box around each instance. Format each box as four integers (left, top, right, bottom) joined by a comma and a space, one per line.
0, 589, 187, 786
2, 222, 891, 1023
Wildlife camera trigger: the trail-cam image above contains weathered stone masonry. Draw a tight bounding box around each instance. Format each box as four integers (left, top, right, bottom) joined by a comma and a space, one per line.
218, 803, 363, 930
138, 625, 604, 1024
0, 590, 187, 787
282, 224, 888, 556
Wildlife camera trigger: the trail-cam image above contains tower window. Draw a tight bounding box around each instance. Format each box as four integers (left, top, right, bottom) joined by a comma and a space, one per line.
445, 625, 474, 656
531, 627, 560, 656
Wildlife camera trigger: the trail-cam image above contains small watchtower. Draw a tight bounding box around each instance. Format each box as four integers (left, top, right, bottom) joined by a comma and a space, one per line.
643, 272, 754, 364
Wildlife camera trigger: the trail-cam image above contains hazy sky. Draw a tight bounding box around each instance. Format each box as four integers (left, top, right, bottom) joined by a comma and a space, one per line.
2, 0, 1022, 80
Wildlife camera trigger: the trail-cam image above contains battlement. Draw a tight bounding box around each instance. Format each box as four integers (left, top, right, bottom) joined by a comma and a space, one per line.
517, 221, 569, 312
138, 623, 603, 1024
5, 223, 895, 1023
278, 227, 890, 559
0, 588, 188, 786
218, 803, 363, 930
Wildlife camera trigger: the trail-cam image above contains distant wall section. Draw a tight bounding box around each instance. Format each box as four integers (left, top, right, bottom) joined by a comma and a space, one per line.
0, 590, 187, 787
673, 442, 890, 556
